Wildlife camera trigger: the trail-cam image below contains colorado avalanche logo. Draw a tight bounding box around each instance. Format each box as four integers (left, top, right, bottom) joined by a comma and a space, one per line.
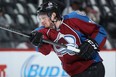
53, 33, 78, 57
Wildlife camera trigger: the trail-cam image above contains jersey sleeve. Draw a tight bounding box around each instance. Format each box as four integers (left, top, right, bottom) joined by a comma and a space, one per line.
38, 43, 53, 55
33, 25, 63, 55
37, 28, 60, 55
33, 26, 52, 55
73, 16, 107, 49
64, 11, 107, 49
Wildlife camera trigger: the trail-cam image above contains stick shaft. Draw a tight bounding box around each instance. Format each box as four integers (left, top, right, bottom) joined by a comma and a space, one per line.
0, 26, 29, 38
42, 40, 67, 48
0, 26, 80, 52
0, 26, 66, 48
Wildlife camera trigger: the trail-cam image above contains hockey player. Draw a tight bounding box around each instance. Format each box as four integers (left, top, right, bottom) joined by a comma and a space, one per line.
29, 1, 107, 77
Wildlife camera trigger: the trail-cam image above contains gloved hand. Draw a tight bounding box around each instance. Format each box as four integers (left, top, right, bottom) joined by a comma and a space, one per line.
78, 38, 99, 60
29, 31, 43, 46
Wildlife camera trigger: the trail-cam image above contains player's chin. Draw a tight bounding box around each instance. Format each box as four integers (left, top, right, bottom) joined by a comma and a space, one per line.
43, 24, 52, 28
44, 25, 50, 28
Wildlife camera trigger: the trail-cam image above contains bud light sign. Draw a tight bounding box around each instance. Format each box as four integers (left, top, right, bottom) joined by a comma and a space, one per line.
21, 53, 69, 77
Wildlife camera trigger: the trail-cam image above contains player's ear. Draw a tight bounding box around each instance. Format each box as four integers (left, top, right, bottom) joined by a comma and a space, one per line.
51, 12, 57, 21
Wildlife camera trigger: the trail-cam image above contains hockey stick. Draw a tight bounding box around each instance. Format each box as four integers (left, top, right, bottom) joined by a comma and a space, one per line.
0, 26, 80, 53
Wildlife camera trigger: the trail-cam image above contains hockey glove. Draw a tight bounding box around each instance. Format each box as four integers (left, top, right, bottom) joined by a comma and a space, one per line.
78, 38, 99, 60
29, 31, 43, 46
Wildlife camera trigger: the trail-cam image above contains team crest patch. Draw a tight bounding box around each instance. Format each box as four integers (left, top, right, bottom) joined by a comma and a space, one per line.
53, 34, 78, 57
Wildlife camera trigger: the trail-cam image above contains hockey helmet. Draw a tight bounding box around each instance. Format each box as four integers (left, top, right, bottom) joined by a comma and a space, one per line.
37, 1, 61, 20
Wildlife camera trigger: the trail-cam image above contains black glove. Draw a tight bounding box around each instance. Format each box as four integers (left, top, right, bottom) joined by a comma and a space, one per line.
29, 31, 43, 46
78, 38, 99, 60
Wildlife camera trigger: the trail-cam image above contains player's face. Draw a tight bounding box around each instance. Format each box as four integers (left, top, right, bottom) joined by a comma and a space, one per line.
38, 14, 53, 28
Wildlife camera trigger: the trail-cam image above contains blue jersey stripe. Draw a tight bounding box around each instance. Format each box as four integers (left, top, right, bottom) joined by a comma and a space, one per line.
93, 53, 102, 62
63, 11, 92, 23
34, 26, 45, 31
95, 27, 107, 45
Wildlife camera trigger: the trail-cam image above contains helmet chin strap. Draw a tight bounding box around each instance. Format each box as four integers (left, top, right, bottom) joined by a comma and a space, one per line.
51, 17, 63, 31
51, 19, 57, 22
48, 14, 58, 30
51, 20, 58, 30
47, 13, 62, 30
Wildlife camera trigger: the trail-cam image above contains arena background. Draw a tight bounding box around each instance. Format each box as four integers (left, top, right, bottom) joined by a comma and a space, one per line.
0, 0, 116, 77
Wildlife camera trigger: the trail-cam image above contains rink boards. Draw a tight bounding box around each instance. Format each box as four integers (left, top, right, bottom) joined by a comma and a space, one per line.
0, 49, 115, 77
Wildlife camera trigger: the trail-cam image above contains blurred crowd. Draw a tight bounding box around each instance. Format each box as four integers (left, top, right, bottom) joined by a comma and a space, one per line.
0, 0, 116, 49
